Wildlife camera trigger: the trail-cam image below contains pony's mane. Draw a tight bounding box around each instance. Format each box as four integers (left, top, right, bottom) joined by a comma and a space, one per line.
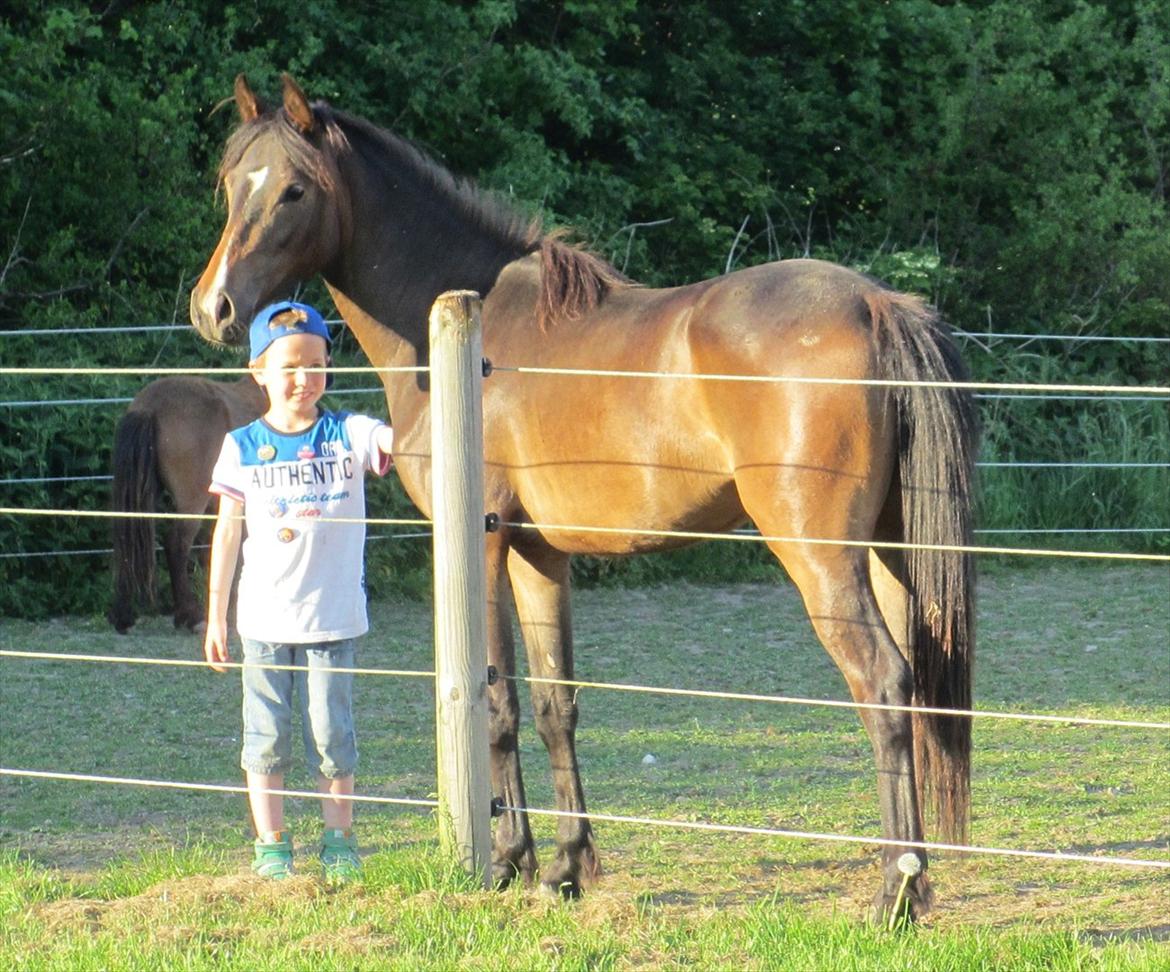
219, 101, 632, 329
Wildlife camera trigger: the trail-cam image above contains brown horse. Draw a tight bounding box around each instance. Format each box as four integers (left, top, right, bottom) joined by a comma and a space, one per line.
109, 375, 266, 633
190, 75, 977, 922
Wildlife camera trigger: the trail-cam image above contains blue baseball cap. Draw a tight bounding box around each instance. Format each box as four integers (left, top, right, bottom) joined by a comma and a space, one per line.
249, 301, 332, 361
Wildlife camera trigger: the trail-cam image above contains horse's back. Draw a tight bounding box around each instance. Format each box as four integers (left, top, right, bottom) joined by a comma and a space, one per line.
127, 376, 263, 506
480, 256, 902, 550
488, 254, 889, 429
491, 255, 884, 365
687, 258, 881, 340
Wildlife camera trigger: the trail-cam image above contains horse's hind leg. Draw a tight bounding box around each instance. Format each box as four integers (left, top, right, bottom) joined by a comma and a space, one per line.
506, 538, 598, 898
769, 532, 930, 921
867, 537, 936, 920
485, 532, 538, 887
164, 500, 207, 632
731, 375, 931, 920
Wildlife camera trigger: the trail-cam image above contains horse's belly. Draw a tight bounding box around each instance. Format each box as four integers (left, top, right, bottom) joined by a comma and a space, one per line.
502, 458, 743, 555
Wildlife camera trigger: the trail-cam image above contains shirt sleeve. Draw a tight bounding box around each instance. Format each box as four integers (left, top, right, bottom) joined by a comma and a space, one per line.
208, 434, 246, 502
345, 413, 393, 477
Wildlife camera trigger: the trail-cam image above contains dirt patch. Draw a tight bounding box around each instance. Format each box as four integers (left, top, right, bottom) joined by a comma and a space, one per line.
299, 922, 400, 955
27, 873, 325, 937
33, 899, 108, 935
125, 872, 324, 909
5, 826, 208, 874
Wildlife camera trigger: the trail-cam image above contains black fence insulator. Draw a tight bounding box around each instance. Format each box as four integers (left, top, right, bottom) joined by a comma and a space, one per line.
482, 357, 493, 378
490, 796, 506, 818
484, 512, 500, 533
487, 665, 499, 685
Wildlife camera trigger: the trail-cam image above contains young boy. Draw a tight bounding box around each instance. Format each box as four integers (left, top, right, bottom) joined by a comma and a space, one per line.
203, 300, 393, 882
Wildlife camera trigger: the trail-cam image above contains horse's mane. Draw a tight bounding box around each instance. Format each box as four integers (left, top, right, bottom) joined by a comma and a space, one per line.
537, 230, 632, 331
218, 102, 632, 330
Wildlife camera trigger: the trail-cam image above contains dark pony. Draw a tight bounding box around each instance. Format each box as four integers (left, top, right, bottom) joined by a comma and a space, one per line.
109, 376, 265, 632
191, 74, 977, 923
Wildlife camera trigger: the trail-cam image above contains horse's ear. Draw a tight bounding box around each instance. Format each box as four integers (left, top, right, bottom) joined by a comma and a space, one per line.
281, 73, 316, 134
234, 74, 265, 123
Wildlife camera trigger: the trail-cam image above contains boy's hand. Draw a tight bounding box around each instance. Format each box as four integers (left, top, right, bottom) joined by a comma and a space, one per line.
203, 623, 231, 674
203, 496, 241, 674
375, 425, 394, 462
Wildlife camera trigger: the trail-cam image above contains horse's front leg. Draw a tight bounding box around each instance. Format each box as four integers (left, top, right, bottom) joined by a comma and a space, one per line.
485, 533, 537, 887
506, 539, 598, 898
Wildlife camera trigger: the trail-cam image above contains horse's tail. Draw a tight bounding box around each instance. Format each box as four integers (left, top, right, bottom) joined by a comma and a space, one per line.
109, 409, 160, 633
867, 288, 978, 843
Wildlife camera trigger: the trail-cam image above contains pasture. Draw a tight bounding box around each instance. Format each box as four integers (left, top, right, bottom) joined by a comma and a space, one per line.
1, 560, 1167, 969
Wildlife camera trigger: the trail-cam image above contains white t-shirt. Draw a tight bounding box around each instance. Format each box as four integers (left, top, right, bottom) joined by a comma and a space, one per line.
209, 410, 392, 643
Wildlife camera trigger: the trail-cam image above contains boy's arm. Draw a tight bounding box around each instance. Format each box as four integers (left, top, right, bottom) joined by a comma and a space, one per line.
203, 495, 243, 673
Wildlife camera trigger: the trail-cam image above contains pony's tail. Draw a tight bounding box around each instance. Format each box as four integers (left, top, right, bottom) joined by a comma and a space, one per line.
109, 410, 160, 633
867, 289, 978, 843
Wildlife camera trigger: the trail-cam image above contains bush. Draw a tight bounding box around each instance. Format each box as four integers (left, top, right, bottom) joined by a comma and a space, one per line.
3, 1, 1165, 619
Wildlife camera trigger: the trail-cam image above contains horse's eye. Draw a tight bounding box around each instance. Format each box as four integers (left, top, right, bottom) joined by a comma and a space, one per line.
280, 184, 305, 204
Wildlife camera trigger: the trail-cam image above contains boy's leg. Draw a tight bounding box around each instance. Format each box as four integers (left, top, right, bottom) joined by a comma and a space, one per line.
318, 774, 360, 883
247, 770, 287, 834
241, 638, 296, 877
247, 770, 294, 879
241, 637, 295, 790
298, 639, 358, 811
300, 639, 361, 881
319, 773, 355, 831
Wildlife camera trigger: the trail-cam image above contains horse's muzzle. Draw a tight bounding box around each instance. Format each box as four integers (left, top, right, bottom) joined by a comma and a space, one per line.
189, 288, 245, 347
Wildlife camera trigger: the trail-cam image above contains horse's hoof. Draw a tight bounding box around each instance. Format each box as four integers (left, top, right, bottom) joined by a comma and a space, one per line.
870, 877, 932, 929
538, 878, 582, 901
491, 861, 520, 891
173, 613, 206, 634
108, 610, 134, 634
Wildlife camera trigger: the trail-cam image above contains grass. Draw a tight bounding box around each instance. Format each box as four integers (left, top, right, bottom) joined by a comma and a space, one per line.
975, 396, 1169, 555
1, 562, 1168, 969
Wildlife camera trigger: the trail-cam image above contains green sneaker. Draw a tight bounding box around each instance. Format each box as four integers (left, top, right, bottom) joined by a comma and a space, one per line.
251, 832, 294, 879
320, 829, 361, 884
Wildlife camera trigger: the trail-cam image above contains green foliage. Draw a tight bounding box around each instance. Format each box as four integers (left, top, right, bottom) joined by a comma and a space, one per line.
3, 2, 1166, 618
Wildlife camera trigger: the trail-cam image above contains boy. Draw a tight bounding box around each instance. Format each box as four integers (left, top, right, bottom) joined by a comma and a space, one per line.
203, 300, 393, 882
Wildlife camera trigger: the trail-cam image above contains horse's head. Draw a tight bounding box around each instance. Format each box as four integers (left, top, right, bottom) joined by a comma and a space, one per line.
190, 74, 348, 347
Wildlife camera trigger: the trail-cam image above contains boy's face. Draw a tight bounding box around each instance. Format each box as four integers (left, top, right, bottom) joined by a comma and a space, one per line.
251, 332, 329, 421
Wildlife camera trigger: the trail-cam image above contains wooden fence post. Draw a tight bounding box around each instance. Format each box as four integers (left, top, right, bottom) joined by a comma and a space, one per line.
429, 290, 492, 888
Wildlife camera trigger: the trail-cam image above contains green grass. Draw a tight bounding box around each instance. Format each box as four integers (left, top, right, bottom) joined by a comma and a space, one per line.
976, 397, 1169, 555
2, 563, 1168, 969
0, 847, 1166, 970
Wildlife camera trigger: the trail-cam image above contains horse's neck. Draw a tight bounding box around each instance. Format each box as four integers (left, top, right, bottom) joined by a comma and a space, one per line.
326, 149, 528, 376
324, 156, 531, 436
326, 284, 416, 375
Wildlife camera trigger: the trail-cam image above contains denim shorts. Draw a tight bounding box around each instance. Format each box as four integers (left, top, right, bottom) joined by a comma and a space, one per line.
239, 637, 358, 779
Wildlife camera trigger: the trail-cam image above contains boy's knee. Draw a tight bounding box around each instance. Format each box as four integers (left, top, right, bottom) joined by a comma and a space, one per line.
242, 725, 293, 775
314, 730, 358, 778
241, 754, 292, 775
